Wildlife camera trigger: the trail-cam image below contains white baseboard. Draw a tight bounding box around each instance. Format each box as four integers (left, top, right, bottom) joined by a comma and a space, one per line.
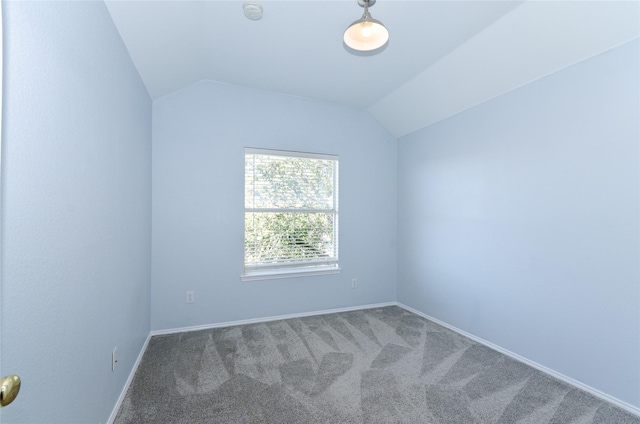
149, 301, 397, 337
106, 332, 152, 424
397, 302, 640, 418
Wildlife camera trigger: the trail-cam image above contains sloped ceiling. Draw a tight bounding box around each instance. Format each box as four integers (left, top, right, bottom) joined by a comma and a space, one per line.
105, 0, 639, 138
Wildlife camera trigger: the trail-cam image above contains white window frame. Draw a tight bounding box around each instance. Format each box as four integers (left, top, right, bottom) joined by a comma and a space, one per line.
242, 148, 340, 281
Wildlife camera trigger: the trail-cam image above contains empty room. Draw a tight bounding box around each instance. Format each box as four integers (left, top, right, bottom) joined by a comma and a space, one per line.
0, 0, 638, 423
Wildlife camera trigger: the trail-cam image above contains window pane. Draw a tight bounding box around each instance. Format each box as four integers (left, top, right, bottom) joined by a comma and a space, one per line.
245, 212, 336, 266
245, 154, 335, 210
244, 149, 339, 275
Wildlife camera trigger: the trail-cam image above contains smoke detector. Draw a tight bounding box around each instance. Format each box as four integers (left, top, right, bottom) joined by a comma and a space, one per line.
243, 2, 263, 20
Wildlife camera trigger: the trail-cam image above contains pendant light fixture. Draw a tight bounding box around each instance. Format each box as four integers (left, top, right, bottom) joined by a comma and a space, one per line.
343, 0, 389, 52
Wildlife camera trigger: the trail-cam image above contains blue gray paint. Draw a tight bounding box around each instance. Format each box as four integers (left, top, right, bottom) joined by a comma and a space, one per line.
397, 39, 640, 407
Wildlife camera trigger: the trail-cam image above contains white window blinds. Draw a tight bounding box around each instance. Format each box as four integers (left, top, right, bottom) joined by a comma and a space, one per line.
244, 148, 339, 277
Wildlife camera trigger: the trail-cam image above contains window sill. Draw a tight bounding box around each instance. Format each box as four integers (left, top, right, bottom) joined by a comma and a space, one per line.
241, 266, 341, 282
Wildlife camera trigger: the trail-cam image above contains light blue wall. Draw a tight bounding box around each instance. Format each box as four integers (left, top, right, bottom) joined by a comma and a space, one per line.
397, 39, 640, 407
152, 81, 397, 330
1, 2, 152, 423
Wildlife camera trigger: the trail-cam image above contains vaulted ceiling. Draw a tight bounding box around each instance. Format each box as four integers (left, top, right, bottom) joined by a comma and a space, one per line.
105, 0, 639, 137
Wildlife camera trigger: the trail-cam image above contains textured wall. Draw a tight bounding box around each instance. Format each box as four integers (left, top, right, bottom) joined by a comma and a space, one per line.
397, 39, 640, 407
151, 81, 397, 331
1, 2, 152, 423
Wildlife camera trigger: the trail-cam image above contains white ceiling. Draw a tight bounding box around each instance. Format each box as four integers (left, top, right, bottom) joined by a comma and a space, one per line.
105, 0, 639, 138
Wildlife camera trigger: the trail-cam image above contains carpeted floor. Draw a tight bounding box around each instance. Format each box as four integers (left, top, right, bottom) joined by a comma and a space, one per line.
114, 306, 640, 423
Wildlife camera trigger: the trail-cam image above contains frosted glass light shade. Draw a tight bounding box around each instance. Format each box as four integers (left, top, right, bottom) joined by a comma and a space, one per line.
343, 14, 389, 51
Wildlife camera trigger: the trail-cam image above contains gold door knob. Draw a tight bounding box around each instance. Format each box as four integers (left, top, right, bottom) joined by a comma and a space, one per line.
0, 375, 21, 407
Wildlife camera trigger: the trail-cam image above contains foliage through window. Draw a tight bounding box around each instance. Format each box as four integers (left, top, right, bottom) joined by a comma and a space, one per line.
244, 148, 339, 279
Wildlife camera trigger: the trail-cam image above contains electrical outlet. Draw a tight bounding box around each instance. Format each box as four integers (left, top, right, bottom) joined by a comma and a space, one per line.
186, 291, 195, 303
351, 278, 358, 289
112, 347, 118, 371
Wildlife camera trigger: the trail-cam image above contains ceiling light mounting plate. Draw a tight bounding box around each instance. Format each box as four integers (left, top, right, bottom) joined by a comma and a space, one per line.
357, 0, 376, 7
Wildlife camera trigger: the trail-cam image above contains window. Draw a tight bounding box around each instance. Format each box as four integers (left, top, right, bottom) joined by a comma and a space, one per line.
243, 148, 339, 280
